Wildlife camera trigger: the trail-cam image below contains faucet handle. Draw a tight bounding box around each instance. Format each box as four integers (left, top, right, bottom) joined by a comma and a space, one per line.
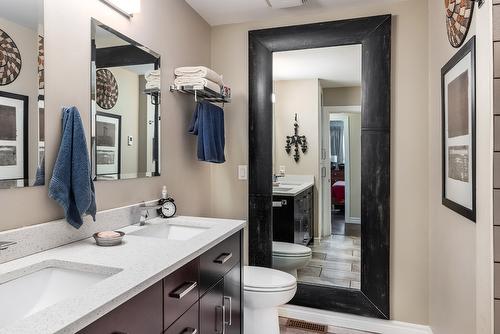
0, 241, 16, 250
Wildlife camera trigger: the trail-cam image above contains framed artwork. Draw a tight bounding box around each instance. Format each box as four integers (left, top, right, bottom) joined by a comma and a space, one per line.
95, 112, 121, 177
441, 36, 476, 222
0, 91, 28, 183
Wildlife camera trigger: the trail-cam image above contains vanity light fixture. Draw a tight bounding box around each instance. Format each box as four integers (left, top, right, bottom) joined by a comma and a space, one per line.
100, 0, 140, 18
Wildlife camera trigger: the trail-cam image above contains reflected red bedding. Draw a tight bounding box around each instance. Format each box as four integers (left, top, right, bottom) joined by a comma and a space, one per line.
332, 181, 345, 205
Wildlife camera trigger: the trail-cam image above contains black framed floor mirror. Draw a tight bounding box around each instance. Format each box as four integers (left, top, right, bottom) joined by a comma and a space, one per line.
248, 15, 391, 319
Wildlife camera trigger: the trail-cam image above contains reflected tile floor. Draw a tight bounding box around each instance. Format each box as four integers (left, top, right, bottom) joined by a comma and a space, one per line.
298, 235, 361, 289
279, 317, 374, 334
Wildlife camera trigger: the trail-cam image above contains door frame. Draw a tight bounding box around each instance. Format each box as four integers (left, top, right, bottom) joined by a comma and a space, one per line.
248, 15, 391, 319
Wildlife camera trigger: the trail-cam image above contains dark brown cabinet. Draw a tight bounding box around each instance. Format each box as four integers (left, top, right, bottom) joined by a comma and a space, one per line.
77, 281, 163, 334
273, 187, 313, 246
77, 231, 243, 334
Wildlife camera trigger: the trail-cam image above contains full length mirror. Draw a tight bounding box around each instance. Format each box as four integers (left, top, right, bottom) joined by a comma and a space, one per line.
0, 0, 45, 189
91, 20, 161, 181
272, 45, 362, 290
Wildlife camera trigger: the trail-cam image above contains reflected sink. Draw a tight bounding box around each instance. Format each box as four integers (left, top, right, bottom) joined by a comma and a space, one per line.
273, 187, 293, 192
0, 266, 116, 329
130, 223, 209, 240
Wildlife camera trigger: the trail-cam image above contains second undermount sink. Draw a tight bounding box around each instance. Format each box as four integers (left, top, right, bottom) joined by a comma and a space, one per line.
0, 263, 118, 329
129, 223, 210, 240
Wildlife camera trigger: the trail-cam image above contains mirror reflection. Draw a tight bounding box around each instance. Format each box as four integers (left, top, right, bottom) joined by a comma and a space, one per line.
0, 0, 45, 189
91, 20, 161, 181
272, 45, 362, 289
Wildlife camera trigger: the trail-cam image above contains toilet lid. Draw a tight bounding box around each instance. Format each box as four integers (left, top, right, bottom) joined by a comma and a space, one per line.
272, 242, 312, 257
244, 266, 297, 292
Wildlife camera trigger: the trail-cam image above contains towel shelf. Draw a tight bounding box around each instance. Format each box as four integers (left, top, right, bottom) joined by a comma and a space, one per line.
170, 84, 230, 104
144, 88, 161, 106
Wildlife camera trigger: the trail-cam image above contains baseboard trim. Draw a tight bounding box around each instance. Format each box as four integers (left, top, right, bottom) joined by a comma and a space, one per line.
279, 305, 433, 334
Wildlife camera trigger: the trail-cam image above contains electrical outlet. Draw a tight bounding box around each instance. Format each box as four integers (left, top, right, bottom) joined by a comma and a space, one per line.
238, 165, 248, 180
279, 166, 286, 174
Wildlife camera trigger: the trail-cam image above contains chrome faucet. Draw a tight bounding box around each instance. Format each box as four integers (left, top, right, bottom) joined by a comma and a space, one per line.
272, 172, 285, 183
0, 241, 16, 250
137, 202, 162, 226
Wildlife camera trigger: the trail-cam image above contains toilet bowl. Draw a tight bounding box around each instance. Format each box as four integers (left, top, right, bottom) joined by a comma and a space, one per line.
244, 266, 297, 334
272, 241, 312, 278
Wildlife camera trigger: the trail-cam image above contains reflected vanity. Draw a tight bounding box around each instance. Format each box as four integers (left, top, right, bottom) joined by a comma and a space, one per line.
91, 20, 161, 181
0, 0, 45, 189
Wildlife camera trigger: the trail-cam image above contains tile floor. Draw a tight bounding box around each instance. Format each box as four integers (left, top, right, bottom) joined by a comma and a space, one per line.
298, 235, 361, 289
279, 317, 374, 334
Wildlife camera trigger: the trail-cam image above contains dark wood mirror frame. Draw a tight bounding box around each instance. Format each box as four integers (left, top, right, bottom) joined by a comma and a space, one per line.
248, 15, 391, 319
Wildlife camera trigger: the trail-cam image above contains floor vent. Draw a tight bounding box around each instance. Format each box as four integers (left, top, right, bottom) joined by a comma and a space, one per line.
286, 319, 328, 333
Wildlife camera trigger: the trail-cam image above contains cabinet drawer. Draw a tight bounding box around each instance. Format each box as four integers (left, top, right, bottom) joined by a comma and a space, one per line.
77, 281, 163, 334
164, 258, 199, 330
164, 302, 199, 334
200, 233, 240, 295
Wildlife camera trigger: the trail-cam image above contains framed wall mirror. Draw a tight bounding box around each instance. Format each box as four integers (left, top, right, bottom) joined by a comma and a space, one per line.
249, 15, 391, 318
91, 19, 161, 181
0, 0, 45, 189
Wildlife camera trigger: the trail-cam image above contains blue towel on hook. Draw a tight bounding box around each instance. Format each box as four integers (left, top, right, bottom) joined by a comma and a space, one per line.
188, 101, 225, 163
49, 107, 96, 229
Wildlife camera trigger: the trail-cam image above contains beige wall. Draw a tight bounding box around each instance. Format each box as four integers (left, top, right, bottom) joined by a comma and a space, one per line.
323, 86, 361, 106
273, 79, 321, 237
428, 1, 494, 334
211, 0, 429, 324
0, 0, 212, 232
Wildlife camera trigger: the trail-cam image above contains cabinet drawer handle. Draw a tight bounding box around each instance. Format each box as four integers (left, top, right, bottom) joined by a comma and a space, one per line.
216, 305, 226, 334
169, 281, 197, 299
224, 296, 232, 326
214, 253, 232, 264
181, 328, 197, 334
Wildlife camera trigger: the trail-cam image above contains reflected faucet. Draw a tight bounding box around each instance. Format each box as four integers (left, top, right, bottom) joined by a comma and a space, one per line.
273, 172, 285, 183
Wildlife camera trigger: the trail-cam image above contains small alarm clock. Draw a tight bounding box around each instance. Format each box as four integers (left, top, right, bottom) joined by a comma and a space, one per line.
158, 197, 176, 218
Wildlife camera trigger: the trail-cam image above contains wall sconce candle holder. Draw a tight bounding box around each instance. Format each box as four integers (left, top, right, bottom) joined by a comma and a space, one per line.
285, 114, 307, 162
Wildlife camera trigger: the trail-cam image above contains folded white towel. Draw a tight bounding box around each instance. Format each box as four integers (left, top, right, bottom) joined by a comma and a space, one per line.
174, 76, 221, 94
145, 70, 161, 81
174, 66, 223, 86
146, 81, 160, 90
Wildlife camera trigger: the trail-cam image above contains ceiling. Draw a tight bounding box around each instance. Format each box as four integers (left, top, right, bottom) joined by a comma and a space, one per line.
273, 45, 361, 88
185, 0, 404, 26
0, 0, 43, 30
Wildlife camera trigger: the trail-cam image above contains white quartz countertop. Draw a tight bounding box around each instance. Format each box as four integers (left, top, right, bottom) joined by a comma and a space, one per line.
0, 216, 245, 334
272, 175, 314, 196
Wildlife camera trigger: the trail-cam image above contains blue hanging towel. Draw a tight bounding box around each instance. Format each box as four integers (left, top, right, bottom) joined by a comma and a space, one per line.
49, 107, 96, 229
188, 101, 225, 163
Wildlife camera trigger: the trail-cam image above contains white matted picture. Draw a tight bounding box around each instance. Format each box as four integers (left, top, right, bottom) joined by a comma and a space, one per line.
441, 36, 476, 222
0, 92, 28, 185
95, 112, 121, 177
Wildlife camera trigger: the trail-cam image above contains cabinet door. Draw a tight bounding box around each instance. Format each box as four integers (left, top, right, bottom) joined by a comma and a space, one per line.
200, 279, 224, 334
223, 264, 242, 334
77, 281, 163, 334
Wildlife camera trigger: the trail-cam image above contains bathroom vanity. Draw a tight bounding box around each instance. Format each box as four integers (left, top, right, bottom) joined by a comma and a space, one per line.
78, 232, 242, 334
0, 216, 245, 334
273, 182, 314, 246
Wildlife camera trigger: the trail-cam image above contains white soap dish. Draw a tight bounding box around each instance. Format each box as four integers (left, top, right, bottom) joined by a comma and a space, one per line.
93, 231, 125, 247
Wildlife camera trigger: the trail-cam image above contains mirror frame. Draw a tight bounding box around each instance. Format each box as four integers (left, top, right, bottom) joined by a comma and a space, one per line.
248, 15, 391, 319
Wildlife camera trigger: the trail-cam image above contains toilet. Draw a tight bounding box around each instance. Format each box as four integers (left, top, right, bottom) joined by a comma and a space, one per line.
244, 266, 297, 334
272, 241, 312, 278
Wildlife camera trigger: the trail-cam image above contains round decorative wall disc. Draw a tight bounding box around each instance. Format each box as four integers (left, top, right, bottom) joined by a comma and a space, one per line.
96, 69, 119, 110
0, 28, 22, 86
445, 0, 474, 48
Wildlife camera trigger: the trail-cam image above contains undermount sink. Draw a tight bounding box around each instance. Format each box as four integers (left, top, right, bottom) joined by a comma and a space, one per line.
277, 181, 302, 186
0, 265, 117, 329
129, 223, 209, 240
